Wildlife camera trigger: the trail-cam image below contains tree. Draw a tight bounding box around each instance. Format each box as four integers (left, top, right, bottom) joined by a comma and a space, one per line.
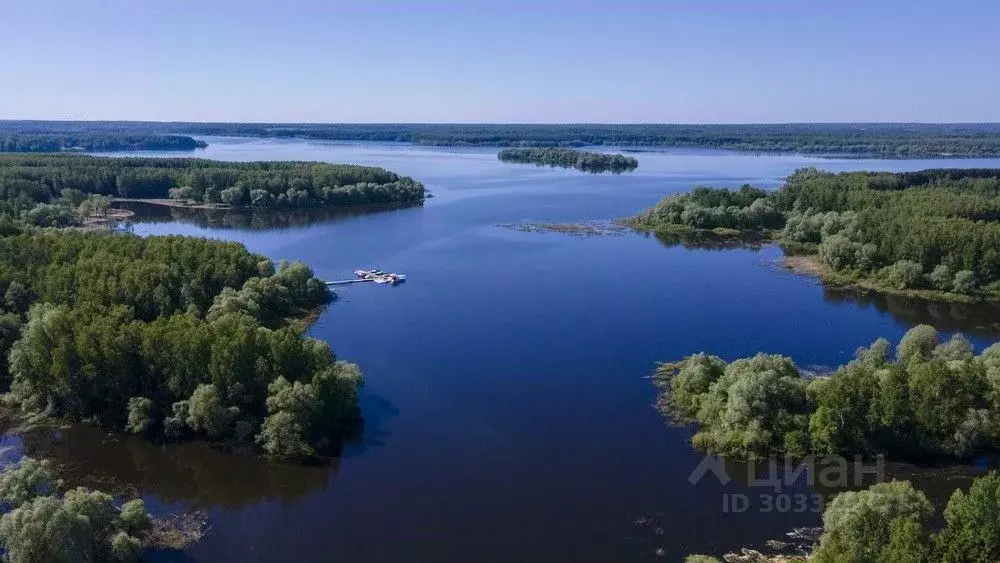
953, 270, 977, 293
877, 260, 924, 290
813, 481, 932, 562
126, 397, 153, 434
186, 384, 234, 439
933, 472, 1000, 561
929, 264, 953, 291
0, 458, 61, 509
897, 325, 939, 365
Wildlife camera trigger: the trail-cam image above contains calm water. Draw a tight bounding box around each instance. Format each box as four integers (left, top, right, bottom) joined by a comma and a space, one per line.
50, 139, 1000, 561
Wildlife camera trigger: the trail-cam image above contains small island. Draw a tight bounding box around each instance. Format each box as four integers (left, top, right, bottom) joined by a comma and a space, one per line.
498, 147, 638, 173
628, 168, 1000, 302
0, 133, 207, 152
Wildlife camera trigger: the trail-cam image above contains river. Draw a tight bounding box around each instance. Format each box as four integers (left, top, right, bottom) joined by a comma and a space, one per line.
37, 138, 1000, 561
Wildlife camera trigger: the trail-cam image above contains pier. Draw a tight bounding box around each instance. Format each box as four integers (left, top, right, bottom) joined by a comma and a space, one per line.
326, 268, 406, 286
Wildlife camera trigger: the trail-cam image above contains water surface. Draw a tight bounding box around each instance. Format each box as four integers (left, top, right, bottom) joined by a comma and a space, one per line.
69, 139, 1000, 562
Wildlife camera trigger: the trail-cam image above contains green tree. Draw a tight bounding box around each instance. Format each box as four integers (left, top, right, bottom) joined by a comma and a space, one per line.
933, 472, 1000, 561
813, 480, 932, 562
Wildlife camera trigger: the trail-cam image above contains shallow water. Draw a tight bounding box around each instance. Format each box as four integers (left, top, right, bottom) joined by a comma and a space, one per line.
65, 139, 1000, 561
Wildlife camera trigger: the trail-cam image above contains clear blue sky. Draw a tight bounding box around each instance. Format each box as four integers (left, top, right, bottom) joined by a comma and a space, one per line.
2, 0, 998, 123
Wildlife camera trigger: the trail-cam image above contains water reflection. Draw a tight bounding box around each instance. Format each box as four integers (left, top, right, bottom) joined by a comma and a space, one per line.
118, 201, 423, 231
823, 286, 1000, 339
14, 423, 334, 509
647, 230, 768, 251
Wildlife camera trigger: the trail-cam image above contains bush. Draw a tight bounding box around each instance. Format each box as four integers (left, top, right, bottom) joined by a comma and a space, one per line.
876, 260, 924, 290
126, 396, 153, 434
953, 270, 977, 293
929, 264, 953, 291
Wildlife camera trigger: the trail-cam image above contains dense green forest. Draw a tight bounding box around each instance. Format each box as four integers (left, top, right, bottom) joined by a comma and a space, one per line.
0, 457, 156, 562
497, 148, 638, 173
0, 229, 361, 462
656, 325, 998, 461
630, 168, 1000, 299
689, 471, 1000, 563
0, 155, 425, 220
0, 133, 206, 152
6, 121, 1000, 157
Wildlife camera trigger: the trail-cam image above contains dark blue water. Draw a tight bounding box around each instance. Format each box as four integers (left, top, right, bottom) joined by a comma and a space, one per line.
72, 139, 1000, 562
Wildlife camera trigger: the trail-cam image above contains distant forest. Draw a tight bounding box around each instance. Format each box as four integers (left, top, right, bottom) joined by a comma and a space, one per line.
0, 133, 206, 152
5, 121, 1000, 157
498, 148, 638, 173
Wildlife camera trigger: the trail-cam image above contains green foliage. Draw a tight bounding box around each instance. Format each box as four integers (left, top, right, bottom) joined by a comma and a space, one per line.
0, 458, 61, 508
0, 229, 359, 461
898, 325, 940, 364
186, 384, 234, 439
9, 121, 1000, 157
0, 154, 424, 210
657, 353, 809, 458
813, 481, 932, 563
659, 325, 1000, 461
684, 556, 721, 563
0, 457, 150, 563
875, 260, 925, 290
655, 354, 726, 422
636, 167, 1000, 295
953, 270, 977, 293
930, 264, 953, 291
125, 397, 153, 434
0, 132, 205, 152
497, 148, 638, 173
933, 472, 1000, 561
630, 185, 783, 233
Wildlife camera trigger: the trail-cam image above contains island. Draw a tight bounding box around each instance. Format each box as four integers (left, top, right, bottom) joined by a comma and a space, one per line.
0, 154, 426, 228
664, 325, 1000, 562
0, 133, 206, 152
8, 121, 1000, 157
497, 147, 638, 173
628, 168, 1000, 301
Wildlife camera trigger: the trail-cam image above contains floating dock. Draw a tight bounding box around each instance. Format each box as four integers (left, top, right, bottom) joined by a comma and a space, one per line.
326, 268, 406, 286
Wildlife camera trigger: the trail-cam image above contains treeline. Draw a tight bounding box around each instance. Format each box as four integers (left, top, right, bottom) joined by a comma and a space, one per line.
689, 471, 1000, 563
631, 168, 1000, 297
6, 121, 1000, 157
0, 230, 362, 462
657, 325, 999, 461
497, 148, 638, 173
0, 154, 425, 215
0, 457, 155, 562
0, 133, 206, 152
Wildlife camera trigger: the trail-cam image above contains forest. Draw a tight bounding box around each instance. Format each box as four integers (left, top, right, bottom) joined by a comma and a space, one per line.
0, 230, 362, 463
0, 154, 425, 217
657, 325, 998, 461
0, 133, 206, 152
497, 147, 638, 173
6, 121, 1000, 157
689, 470, 1000, 563
630, 168, 1000, 299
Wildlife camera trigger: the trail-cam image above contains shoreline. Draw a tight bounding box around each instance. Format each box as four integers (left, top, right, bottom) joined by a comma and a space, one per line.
778, 253, 1000, 304
114, 197, 231, 210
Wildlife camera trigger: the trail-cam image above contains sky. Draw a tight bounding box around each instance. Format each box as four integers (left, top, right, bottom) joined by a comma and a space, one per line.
1, 0, 999, 123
